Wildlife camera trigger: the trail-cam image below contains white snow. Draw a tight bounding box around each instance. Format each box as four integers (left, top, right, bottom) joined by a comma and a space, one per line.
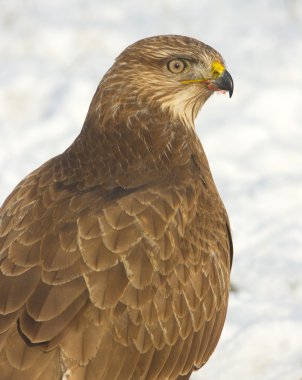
1, 0, 302, 379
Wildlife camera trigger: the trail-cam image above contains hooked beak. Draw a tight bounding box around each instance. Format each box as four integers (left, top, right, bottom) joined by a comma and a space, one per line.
213, 69, 234, 98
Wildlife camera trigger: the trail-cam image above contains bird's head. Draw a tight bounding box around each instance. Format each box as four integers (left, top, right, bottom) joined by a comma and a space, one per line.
97, 35, 233, 128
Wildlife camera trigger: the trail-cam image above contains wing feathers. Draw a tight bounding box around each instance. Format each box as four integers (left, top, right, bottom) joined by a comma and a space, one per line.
80, 235, 118, 271
26, 277, 86, 321
1, 328, 60, 380
145, 344, 172, 380
8, 240, 40, 267
5, 328, 44, 370
84, 262, 128, 309
41, 233, 81, 271
0, 162, 231, 379
103, 207, 135, 230
59, 314, 103, 365
1, 258, 30, 276
0, 267, 40, 315
120, 283, 152, 309
19, 291, 87, 343
0, 312, 18, 334
102, 224, 142, 254
123, 243, 154, 288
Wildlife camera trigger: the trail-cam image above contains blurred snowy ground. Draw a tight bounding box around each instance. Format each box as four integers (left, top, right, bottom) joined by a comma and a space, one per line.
1, 0, 302, 379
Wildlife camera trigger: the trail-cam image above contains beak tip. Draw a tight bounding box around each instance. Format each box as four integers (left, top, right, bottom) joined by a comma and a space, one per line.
215, 69, 234, 99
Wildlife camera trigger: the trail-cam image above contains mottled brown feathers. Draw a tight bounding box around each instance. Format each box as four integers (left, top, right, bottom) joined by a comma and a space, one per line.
0, 35, 233, 379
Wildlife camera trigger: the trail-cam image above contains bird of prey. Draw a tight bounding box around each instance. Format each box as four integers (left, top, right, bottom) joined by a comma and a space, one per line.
0, 35, 233, 380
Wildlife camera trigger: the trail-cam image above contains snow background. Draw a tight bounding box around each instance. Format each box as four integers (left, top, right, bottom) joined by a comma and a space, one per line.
1, 0, 302, 379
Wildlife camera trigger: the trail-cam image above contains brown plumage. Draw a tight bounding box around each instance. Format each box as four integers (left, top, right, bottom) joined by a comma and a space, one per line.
0, 35, 233, 379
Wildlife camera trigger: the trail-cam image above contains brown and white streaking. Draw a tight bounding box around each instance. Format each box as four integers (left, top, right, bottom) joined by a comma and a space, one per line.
0, 35, 233, 379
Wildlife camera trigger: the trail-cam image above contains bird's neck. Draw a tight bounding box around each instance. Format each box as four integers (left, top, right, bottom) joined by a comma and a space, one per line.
59, 102, 202, 191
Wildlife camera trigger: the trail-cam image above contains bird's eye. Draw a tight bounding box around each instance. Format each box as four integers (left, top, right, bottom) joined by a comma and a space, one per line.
167, 59, 186, 74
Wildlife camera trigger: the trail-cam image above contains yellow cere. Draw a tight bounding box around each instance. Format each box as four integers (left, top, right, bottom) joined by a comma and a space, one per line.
181, 61, 225, 85
211, 61, 225, 78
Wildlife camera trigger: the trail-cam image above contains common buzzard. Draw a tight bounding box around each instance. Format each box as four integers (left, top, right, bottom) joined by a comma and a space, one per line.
0, 35, 233, 379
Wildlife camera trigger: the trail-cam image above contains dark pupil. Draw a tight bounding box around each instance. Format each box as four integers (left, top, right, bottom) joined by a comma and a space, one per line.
174, 62, 180, 69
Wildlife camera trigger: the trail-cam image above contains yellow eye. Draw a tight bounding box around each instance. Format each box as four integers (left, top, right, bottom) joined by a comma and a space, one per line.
167, 59, 186, 74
